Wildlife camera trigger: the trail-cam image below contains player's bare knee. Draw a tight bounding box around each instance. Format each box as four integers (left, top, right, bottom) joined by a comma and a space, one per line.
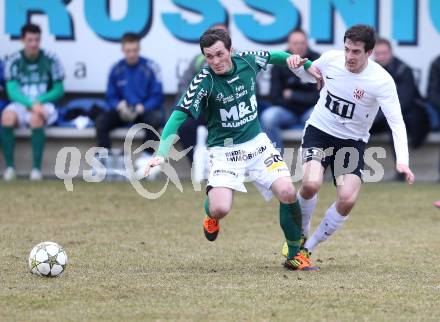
30, 113, 44, 128
277, 184, 296, 204
339, 189, 357, 203
301, 181, 321, 198
1, 110, 16, 126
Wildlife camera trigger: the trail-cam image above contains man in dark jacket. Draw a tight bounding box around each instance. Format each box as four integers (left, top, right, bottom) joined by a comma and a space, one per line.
260, 29, 320, 152
373, 38, 429, 149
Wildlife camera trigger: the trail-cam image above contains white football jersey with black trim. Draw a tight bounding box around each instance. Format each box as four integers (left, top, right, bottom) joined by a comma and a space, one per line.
306, 50, 409, 165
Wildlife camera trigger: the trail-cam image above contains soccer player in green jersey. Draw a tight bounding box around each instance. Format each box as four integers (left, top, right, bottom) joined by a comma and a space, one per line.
2, 23, 65, 181
145, 28, 320, 271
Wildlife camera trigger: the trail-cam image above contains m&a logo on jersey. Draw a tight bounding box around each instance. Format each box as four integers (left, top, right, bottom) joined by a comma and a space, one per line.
220, 94, 258, 128
353, 88, 365, 100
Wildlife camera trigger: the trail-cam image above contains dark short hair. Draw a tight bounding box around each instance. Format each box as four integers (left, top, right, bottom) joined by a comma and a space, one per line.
376, 37, 392, 50
199, 28, 231, 54
121, 32, 140, 44
21, 23, 41, 38
288, 28, 308, 38
343, 24, 376, 52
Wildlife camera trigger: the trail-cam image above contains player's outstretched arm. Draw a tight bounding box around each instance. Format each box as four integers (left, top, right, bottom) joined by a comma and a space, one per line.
268, 50, 310, 68
268, 51, 322, 88
144, 110, 188, 176
285, 54, 309, 69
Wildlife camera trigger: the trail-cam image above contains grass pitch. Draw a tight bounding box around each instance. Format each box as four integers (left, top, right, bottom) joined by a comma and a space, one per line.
0, 180, 439, 321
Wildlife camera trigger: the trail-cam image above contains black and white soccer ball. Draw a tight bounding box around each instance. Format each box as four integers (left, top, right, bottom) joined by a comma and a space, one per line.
28, 241, 68, 277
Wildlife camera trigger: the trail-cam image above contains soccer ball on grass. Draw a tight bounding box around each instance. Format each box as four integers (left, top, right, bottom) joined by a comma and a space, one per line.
28, 241, 68, 277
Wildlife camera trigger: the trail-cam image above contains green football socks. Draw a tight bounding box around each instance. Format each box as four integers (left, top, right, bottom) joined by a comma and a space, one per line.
279, 201, 302, 259
31, 128, 45, 170
2, 126, 15, 168
204, 197, 211, 217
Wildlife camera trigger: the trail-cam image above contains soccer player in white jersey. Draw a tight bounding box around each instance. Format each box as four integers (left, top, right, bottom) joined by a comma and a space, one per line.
283, 24, 415, 261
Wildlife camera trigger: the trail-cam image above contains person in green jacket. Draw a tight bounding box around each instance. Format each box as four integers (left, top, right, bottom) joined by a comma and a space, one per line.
2, 23, 64, 181
145, 28, 321, 271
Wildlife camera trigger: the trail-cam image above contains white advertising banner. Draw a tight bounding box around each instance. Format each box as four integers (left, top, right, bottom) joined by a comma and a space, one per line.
1, 0, 439, 94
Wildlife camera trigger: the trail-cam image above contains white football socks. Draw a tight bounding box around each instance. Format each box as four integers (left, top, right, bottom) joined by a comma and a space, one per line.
297, 192, 317, 238
304, 202, 348, 252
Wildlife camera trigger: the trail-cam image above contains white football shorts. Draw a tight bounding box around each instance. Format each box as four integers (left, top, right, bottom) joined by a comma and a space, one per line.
207, 132, 291, 201
4, 102, 58, 127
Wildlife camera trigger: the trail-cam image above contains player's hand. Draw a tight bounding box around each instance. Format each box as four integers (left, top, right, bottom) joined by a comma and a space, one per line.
116, 100, 129, 119
286, 54, 308, 69
144, 156, 165, 177
117, 100, 136, 122
396, 164, 415, 184
306, 66, 323, 90
117, 100, 128, 110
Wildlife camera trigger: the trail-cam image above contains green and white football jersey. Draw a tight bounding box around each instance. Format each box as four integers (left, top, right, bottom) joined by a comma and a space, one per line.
176, 51, 270, 147
5, 49, 64, 101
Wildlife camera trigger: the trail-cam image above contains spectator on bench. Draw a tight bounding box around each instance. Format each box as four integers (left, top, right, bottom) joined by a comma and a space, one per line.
96, 32, 164, 166
260, 29, 320, 153
373, 38, 430, 148
1, 23, 64, 181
